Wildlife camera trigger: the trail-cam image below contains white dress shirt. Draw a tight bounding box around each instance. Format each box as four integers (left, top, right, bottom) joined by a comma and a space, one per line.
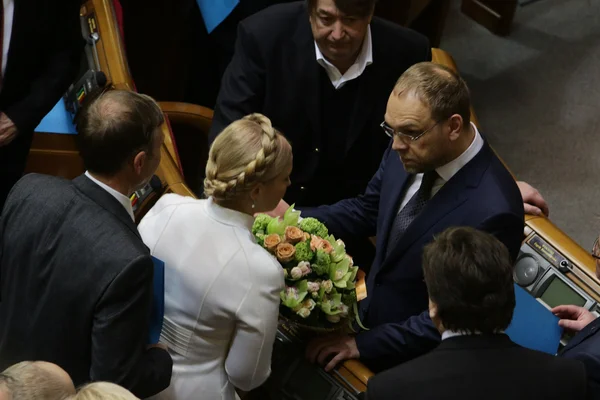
2, 0, 14, 77
397, 122, 484, 212
138, 195, 284, 400
315, 25, 373, 90
84, 171, 135, 221
442, 330, 504, 340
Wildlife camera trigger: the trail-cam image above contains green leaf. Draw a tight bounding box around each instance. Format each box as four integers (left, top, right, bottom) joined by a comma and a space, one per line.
267, 217, 286, 235
283, 204, 301, 227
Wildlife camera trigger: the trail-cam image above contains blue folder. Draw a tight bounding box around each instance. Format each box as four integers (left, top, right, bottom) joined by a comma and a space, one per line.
505, 284, 563, 354
196, 0, 240, 33
149, 256, 165, 344
34, 98, 77, 134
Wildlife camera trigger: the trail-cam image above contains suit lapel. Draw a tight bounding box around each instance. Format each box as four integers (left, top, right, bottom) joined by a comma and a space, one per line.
377, 160, 411, 260
72, 175, 141, 240
381, 143, 493, 268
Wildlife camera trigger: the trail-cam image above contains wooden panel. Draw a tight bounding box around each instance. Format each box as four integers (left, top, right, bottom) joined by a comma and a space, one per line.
461, 0, 518, 36
525, 215, 600, 301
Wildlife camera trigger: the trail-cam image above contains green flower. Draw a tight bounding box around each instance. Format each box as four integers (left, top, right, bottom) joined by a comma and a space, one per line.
252, 214, 272, 235
299, 217, 328, 238
294, 241, 314, 263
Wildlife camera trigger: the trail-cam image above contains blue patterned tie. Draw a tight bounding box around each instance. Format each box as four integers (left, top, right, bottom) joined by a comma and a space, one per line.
386, 171, 439, 257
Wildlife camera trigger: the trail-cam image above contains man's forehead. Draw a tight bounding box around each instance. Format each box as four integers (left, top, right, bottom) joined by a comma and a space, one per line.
387, 92, 430, 120
315, 0, 344, 16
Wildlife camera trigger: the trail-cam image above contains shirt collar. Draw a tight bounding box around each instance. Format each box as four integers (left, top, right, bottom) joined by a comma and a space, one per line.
204, 196, 255, 232
442, 329, 505, 341
314, 25, 373, 89
435, 122, 484, 182
84, 171, 135, 222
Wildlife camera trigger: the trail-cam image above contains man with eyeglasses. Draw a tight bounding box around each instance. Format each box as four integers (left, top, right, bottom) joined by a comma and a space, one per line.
552, 238, 600, 397
297, 61, 525, 373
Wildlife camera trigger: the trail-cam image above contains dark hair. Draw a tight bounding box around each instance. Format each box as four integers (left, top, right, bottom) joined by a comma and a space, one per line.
307, 0, 377, 18
422, 227, 515, 334
76, 89, 164, 176
394, 62, 471, 128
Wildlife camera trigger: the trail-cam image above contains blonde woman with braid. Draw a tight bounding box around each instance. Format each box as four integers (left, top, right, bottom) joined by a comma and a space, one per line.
138, 113, 292, 400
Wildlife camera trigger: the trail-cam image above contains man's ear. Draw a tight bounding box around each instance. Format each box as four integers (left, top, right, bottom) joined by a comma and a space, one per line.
428, 299, 438, 320
448, 114, 464, 141
132, 151, 147, 176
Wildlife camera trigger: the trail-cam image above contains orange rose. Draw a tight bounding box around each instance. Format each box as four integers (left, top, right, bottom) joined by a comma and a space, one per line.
264, 234, 282, 252
310, 235, 333, 254
285, 226, 304, 245
276, 243, 296, 263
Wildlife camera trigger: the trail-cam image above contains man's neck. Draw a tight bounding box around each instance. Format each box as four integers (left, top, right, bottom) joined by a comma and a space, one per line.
443, 124, 476, 165
87, 172, 131, 197
324, 46, 362, 75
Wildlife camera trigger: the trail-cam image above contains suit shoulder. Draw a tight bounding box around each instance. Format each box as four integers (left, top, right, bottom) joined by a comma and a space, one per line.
240, 2, 306, 41
371, 18, 430, 60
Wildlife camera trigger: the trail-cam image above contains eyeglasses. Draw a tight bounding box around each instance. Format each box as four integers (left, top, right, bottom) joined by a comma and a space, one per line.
592, 238, 600, 260
380, 120, 440, 142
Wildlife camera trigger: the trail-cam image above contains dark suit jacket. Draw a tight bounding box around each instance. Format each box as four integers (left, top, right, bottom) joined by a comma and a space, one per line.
0, 0, 83, 209
303, 141, 525, 371
0, 174, 172, 398
561, 318, 600, 398
366, 334, 588, 400
209, 1, 431, 207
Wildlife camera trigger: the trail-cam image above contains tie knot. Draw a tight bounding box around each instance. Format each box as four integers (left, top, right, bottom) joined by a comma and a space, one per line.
420, 170, 439, 191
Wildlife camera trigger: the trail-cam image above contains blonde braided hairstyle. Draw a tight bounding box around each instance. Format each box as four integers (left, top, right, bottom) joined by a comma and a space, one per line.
204, 113, 292, 201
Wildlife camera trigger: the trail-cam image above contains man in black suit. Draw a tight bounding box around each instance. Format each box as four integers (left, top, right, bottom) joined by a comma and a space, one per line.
0, 0, 83, 210
365, 227, 587, 400
0, 90, 172, 398
209, 0, 431, 207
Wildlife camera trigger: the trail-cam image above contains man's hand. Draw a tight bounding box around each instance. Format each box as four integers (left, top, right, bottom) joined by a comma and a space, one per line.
517, 181, 549, 217
306, 334, 359, 372
259, 199, 290, 218
147, 343, 168, 351
0, 113, 18, 147
552, 305, 597, 332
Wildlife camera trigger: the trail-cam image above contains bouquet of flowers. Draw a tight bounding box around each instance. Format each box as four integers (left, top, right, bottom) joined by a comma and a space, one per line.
252, 205, 359, 331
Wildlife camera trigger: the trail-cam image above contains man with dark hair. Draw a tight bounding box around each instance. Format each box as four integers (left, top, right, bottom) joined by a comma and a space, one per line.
210, 0, 431, 208
300, 62, 524, 372
365, 227, 588, 400
0, 90, 172, 398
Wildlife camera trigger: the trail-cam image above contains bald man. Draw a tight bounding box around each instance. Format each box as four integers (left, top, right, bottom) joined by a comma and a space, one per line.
0, 361, 76, 399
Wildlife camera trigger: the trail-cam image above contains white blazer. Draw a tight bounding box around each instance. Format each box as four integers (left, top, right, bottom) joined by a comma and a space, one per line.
138, 195, 284, 400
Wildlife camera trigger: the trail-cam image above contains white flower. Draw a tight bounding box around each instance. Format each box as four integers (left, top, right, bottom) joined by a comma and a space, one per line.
320, 280, 333, 293
302, 299, 316, 311
298, 261, 312, 276
290, 267, 303, 280
297, 308, 311, 318
307, 282, 320, 293
311, 291, 319, 299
